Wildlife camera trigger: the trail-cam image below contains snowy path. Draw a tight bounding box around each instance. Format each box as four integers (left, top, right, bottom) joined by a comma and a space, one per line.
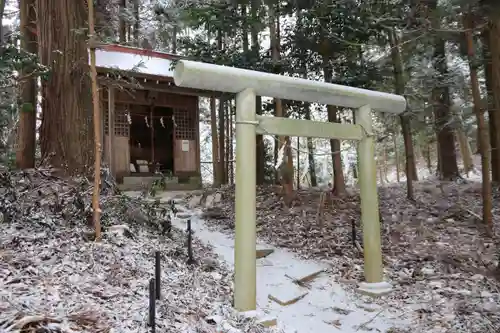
173, 210, 409, 333
125, 191, 410, 332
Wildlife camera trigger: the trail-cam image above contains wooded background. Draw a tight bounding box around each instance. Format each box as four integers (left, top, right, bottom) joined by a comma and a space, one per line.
0, 0, 499, 226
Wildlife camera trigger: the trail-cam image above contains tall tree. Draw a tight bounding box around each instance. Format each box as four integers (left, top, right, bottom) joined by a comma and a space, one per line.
95, 0, 113, 39
482, 28, 500, 181
119, 0, 127, 43
16, 0, 37, 169
464, 10, 492, 230
482, 0, 500, 182
210, 97, 221, 187
133, 0, 140, 45
0, 0, 5, 48
387, 28, 417, 199
268, 0, 294, 203
251, 0, 265, 185
428, 0, 460, 179
37, 0, 94, 174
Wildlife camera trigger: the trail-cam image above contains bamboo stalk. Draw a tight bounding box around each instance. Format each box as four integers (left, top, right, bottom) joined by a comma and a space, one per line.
88, 0, 102, 241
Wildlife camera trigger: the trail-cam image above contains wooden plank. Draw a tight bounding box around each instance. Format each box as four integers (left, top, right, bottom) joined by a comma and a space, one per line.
256, 115, 364, 140
114, 137, 130, 176
101, 88, 200, 110
174, 140, 197, 172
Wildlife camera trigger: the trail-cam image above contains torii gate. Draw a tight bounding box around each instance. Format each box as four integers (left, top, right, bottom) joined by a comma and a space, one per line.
173, 60, 406, 311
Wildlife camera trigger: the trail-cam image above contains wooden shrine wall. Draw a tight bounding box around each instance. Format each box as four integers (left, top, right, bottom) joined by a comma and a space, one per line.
100, 86, 200, 178
102, 101, 130, 178
173, 108, 199, 174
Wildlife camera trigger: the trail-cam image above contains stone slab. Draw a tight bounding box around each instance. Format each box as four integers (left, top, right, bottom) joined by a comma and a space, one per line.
204, 194, 215, 208
256, 248, 274, 259
176, 212, 192, 219
268, 283, 308, 306
213, 192, 222, 203
240, 310, 277, 328
285, 266, 324, 284
188, 195, 202, 209
257, 316, 277, 327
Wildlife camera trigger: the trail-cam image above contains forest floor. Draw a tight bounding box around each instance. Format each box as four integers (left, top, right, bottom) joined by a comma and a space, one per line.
194, 180, 500, 333
0, 167, 273, 333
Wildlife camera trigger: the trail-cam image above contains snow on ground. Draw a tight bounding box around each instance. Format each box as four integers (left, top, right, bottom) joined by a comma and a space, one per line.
140, 191, 413, 333
0, 222, 230, 332
173, 179, 500, 333
174, 213, 410, 333
0, 168, 275, 333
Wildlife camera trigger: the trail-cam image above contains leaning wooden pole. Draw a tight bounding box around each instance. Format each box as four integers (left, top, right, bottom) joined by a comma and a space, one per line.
88, 0, 102, 241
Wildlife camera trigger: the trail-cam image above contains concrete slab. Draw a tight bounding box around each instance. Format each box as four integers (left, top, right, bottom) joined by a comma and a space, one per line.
268, 282, 308, 306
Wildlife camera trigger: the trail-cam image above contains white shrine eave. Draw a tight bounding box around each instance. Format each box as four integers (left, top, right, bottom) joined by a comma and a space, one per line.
91, 44, 178, 80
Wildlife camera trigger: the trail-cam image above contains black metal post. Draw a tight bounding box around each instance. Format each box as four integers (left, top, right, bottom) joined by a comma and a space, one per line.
148, 278, 156, 332
186, 219, 195, 265
155, 251, 161, 300
170, 199, 178, 216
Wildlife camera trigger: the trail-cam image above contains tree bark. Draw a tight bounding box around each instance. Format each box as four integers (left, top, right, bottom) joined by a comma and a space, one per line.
394, 133, 400, 182
95, 0, 113, 39
37, 0, 94, 175
304, 103, 317, 187
382, 144, 389, 183
0, 0, 5, 49
216, 30, 226, 184
251, 0, 265, 184
297, 9, 316, 187
456, 124, 474, 175
464, 12, 493, 229
210, 97, 220, 187
133, 0, 139, 45
242, 4, 249, 55
484, 20, 500, 182
388, 28, 417, 199
229, 101, 234, 184
326, 105, 346, 195
428, 0, 460, 180
119, 0, 127, 43
323, 58, 345, 195
225, 100, 230, 183
218, 96, 226, 184
269, 1, 293, 204
16, 0, 37, 169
